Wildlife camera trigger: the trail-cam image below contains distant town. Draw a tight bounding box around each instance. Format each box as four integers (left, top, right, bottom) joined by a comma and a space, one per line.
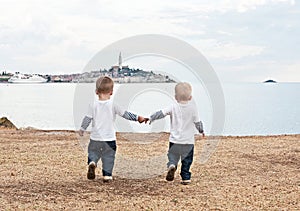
0, 53, 175, 84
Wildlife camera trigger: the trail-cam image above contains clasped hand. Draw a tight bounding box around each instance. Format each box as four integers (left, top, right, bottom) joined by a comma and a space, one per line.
137, 116, 149, 124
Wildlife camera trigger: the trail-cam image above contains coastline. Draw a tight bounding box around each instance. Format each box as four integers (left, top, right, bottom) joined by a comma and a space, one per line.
1, 127, 300, 137
0, 129, 299, 210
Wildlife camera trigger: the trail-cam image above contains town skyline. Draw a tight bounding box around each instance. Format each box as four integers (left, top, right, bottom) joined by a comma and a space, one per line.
0, 53, 175, 83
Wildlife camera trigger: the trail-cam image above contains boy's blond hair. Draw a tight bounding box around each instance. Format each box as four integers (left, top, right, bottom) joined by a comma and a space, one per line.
175, 82, 192, 102
96, 76, 114, 94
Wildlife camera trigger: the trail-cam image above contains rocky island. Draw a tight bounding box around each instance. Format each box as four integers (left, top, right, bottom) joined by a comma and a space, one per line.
263, 79, 277, 83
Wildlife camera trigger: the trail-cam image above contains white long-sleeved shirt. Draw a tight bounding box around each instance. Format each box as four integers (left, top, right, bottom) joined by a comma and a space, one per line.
150, 100, 203, 144
80, 99, 138, 141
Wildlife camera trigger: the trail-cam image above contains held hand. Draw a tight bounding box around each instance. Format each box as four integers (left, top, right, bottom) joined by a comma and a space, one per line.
138, 116, 149, 124
78, 130, 84, 136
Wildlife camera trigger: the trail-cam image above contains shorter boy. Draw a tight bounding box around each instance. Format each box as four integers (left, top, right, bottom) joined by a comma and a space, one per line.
149, 82, 204, 185
79, 76, 147, 182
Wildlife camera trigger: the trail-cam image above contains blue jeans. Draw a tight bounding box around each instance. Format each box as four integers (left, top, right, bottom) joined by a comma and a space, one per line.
88, 140, 116, 176
167, 142, 194, 180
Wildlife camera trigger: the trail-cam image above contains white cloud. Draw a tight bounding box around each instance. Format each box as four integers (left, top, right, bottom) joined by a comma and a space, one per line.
154, 0, 296, 15
0, 0, 298, 82
192, 39, 265, 60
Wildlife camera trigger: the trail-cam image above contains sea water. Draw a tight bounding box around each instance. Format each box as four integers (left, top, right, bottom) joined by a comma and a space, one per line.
0, 82, 299, 135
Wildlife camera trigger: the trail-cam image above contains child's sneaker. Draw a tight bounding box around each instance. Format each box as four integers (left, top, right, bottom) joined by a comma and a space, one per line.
87, 161, 96, 180
181, 180, 191, 185
166, 164, 176, 181
103, 176, 113, 183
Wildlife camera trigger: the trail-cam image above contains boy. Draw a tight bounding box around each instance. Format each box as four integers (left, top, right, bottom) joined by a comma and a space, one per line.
79, 76, 147, 182
149, 82, 204, 185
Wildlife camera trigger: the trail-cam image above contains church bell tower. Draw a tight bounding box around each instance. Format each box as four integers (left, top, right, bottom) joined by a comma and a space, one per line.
118, 52, 122, 70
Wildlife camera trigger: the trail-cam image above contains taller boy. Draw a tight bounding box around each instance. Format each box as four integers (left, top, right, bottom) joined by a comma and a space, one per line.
149, 82, 204, 185
79, 76, 146, 182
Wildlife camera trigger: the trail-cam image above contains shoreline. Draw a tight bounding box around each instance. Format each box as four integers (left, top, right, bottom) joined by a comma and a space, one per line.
1, 127, 299, 138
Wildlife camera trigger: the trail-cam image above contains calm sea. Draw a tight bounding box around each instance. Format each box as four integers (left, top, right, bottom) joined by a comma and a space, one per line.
0, 82, 299, 136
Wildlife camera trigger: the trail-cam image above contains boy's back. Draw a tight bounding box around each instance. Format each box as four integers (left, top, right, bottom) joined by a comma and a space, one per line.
163, 100, 199, 144
149, 82, 204, 185
79, 76, 147, 181
87, 99, 124, 141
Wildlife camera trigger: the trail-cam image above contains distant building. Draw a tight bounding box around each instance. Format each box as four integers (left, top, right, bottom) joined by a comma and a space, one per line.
119, 52, 122, 70
64, 52, 175, 83
110, 52, 126, 77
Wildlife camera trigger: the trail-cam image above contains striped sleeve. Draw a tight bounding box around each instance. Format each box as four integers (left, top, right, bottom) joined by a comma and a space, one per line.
194, 121, 204, 133
80, 116, 92, 130
114, 103, 138, 121
122, 111, 138, 121
150, 110, 166, 122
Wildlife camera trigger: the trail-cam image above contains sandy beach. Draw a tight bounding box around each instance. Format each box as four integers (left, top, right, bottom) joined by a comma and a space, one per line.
0, 129, 299, 210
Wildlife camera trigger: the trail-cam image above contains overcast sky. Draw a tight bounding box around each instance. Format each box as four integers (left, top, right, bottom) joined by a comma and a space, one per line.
0, 0, 299, 82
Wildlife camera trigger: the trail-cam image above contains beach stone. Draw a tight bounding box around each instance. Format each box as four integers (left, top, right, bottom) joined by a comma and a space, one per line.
0, 117, 17, 129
